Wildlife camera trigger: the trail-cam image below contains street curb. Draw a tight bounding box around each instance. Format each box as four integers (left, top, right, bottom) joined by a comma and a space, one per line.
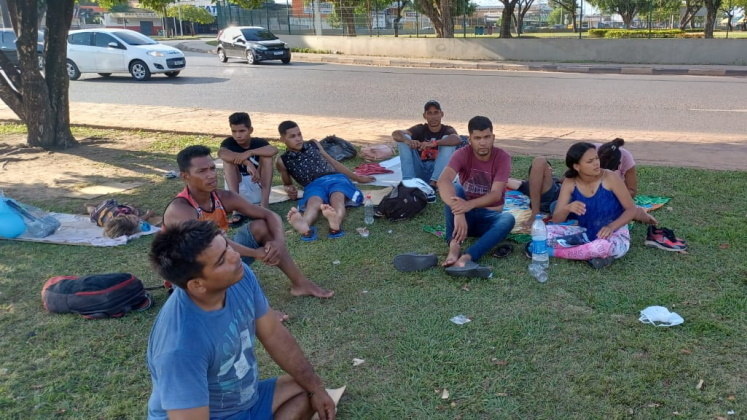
175, 42, 747, 78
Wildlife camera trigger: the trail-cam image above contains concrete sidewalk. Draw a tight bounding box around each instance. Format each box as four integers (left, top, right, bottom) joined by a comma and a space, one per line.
1, 101, 745, 171
174, 39, 747, 78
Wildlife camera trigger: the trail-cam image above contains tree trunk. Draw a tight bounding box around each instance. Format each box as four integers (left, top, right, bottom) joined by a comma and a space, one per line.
1, 0, 76, 149
441, 0, 454, 37
622, 13, 633, 29
703, 0, 719, 38
499, 1, 516, 38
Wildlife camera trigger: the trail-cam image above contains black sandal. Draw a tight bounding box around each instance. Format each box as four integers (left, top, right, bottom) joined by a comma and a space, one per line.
491, 243, 514, 258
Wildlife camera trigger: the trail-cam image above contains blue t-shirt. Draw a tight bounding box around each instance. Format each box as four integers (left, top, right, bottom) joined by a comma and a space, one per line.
146, 264, 270, 419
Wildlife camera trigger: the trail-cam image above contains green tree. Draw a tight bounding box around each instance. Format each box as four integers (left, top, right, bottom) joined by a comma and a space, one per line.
547, 6, 563, 24
587, 0, 652, 28
680, 0, 704, 29
413, 0, 455, 37
513, 0, 535, 36
166, 4, 215, 35
550, 0, 578, 31
0, 0, 77, 149
703, 0, 722, 37
331, 0, 358, 36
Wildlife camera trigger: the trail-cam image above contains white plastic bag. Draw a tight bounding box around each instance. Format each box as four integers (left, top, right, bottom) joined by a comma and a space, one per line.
639, 306, 684, 327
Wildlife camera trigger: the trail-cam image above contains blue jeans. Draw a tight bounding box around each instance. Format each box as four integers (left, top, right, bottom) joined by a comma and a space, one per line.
444, 184, 516, 262
397, 142, 456, 183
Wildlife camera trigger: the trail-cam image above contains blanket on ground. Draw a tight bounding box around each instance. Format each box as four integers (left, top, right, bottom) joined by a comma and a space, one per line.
2, 213, 159, 247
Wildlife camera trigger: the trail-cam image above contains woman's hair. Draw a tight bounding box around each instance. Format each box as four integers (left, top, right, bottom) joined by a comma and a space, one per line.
103, 214, 141, 238
598, 138, 624, 171
564, 142, 597, 178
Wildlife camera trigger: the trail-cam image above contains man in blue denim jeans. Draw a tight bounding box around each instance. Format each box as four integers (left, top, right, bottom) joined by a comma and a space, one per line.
392, 100, 462, 190
437, 116, 515, 277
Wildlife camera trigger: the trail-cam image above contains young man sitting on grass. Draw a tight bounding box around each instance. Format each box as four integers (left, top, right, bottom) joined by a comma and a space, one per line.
147, 220, 337, 420
164, 145, 333, 299
437, 116, 516, 278
217, 112, 277, 218
276, 120, 375, 241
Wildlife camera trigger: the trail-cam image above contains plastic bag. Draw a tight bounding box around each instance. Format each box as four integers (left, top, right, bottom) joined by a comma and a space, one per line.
5, 198, 60, 238
0, 195, 26, 238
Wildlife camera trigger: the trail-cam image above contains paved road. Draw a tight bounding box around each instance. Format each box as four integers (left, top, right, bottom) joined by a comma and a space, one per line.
68, 52, 747, 136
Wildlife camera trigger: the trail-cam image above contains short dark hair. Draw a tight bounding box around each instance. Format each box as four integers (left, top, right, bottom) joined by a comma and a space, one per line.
424, 100, 441, 111
564, 142, 597, 178
229, 112, 252, 129
278, 120, 299, 136
467, 116, 493, 134
149, 220, 221, 289
598, 138, 624, 171
176, 145, 212, 172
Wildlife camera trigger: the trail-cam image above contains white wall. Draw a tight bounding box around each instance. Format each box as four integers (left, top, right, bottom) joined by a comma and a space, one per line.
282, 35, 747, 65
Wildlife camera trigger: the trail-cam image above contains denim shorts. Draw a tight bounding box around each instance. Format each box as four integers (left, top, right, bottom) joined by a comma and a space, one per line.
519, 179, 561, 213
299, 173, 363, 211
232, 221, 260, 266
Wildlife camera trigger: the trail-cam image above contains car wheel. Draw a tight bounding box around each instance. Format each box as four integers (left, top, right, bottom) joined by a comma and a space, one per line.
129, 60, 151, 81
165, 71, 180, 78
98, 73, 112, 78
66, 59, 80, 80
281, 57, 291, 64
246, 50, 257, 65
217, 48, 227, 63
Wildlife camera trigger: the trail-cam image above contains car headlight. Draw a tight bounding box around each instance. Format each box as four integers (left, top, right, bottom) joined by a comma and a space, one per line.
147, 51, 165, 57
254, 45, 268, 51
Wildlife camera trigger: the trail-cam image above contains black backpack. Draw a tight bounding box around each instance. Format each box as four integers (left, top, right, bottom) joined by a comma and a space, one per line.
42, 273, 153, 319
319, 135, 357, 161
376, 182, 428, 221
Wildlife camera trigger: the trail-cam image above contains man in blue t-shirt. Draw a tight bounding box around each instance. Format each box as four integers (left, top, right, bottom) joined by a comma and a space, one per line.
147, 220, 336, 420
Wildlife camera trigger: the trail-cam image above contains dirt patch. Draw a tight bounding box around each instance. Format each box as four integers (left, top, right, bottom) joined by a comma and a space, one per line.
0, 133, 174, 204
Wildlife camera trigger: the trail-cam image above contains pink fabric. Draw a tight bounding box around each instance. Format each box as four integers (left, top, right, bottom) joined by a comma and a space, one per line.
594, 143, 636, 178
447, 146, 511, 207
354, 162, 393, 176
547, 224, 631, 260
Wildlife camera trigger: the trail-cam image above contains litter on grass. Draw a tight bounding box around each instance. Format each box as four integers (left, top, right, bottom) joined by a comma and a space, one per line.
639, 306, 684, 327
450, 315, 471, 325
356, 227, 369, 238
352, 358, 365, 366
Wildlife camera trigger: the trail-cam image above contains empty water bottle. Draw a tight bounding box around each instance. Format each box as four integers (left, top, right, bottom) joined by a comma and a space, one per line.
364, 195, 374, 225
528, 262, 548, 283
530, 215, 549, 269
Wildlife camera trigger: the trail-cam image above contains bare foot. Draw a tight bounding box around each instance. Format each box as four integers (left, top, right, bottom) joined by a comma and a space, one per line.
290, 280, 335, 299
287, 207, 310, 235
442, 240, 462, 267
274, 309, 290, 323
454, 254, 472, 268
320, 204, 343, 231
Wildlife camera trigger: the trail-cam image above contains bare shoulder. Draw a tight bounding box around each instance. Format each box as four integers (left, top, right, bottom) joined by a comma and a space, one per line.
164, 197, 198, 226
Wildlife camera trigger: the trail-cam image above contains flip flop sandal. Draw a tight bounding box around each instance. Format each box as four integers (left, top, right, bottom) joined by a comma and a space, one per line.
491, 243, 513, 258
393, 253, 438, 272
328, 229, 345, 239
300, 226, 318, 242
444, 261, 493, 278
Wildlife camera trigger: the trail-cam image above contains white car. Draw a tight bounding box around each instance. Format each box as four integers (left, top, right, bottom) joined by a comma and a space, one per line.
66, 29, 185, 81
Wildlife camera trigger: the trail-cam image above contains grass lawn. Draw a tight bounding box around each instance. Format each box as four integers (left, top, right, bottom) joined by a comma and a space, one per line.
1, 125, 745, 418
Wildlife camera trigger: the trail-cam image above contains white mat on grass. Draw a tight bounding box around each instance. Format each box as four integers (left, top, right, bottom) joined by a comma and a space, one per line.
4, 213, 159, 247
360, 156, 403, 187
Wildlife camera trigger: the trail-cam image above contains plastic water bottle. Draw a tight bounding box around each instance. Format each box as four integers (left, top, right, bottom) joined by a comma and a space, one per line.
530, 214, 549, 270
364, 195, 374, 225
528, 263, 548, 283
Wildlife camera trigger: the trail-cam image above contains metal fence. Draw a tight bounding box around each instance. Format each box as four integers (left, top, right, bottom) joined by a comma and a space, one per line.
214, 3, 499, 37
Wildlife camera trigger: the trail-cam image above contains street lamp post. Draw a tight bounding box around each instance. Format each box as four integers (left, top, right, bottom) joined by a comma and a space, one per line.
578, 0, 583, 39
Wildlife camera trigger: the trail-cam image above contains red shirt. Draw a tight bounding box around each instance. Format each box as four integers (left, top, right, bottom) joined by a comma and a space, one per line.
447, 146, 511, 207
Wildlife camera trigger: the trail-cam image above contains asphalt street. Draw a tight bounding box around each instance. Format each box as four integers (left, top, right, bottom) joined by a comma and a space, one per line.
68, 51, 747, 136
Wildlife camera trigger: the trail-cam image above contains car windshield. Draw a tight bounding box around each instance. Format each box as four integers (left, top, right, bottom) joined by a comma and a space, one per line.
112, 31, 157, 46
240, 28, 278, 41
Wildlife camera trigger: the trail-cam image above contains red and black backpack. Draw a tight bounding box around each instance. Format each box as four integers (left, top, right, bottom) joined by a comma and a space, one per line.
41, 273, 153, 319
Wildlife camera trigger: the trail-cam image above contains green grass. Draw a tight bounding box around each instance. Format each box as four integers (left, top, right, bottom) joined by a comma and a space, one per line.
1, 125, 745, 418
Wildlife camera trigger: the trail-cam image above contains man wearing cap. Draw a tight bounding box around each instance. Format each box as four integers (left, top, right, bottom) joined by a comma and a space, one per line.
392, 100, 462, 189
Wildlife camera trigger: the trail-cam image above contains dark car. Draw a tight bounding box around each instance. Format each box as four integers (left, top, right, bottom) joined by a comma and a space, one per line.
0, 29, 44, 69
216, 26, 290, 65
